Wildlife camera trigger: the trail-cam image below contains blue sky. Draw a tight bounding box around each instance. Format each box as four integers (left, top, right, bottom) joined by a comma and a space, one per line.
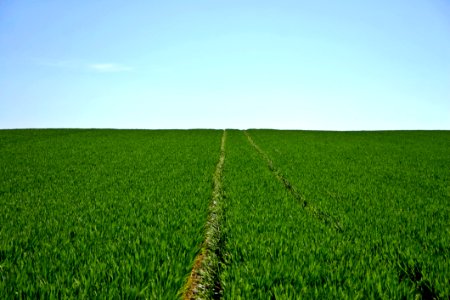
1, 0, 449, 130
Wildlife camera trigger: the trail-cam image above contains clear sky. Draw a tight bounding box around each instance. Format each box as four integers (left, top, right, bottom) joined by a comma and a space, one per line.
1, 0, 449, 130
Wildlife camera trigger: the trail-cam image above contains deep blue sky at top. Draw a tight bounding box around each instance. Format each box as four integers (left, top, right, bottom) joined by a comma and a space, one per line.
1, 0, 449, 129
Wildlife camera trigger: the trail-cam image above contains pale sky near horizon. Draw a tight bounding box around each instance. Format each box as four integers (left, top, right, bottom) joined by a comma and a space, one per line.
1, 0, 449, 130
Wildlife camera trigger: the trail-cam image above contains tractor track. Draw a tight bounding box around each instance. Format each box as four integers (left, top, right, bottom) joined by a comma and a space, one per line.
244, 130, 343, 232
182, 130, 227, 300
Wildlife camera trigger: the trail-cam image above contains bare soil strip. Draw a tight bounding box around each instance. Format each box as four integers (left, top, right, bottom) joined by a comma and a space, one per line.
182, 130, 227, 300
244, 130, 343, 232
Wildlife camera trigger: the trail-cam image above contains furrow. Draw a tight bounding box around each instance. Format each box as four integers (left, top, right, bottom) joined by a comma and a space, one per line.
181, 130, 227, 300
244, 130, 343, 232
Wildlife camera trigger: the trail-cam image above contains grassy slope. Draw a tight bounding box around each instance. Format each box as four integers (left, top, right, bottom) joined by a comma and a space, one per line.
0, 129, 221, 298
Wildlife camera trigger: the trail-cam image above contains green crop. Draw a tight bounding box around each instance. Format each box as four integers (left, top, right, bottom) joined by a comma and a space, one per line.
0, 129, 222, 298
244, 129, 450, 298
1, 129, 449, 299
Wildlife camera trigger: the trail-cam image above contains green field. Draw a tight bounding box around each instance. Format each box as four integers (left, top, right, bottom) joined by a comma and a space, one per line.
1, 129, 449, 299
